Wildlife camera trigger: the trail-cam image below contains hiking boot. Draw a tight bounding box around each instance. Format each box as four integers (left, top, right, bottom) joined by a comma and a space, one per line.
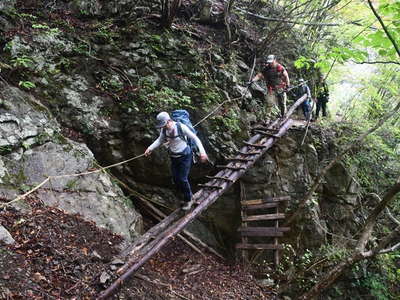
182, 199, 194, 211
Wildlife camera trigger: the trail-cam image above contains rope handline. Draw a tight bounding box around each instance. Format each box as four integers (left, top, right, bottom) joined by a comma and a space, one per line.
2, 66, 257, 210
1, 153, 145, 209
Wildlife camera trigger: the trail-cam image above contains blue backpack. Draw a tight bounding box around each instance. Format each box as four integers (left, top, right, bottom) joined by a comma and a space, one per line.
163, 109, 200, 157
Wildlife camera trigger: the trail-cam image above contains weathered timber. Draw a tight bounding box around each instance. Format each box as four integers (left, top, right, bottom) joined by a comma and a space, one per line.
225, 158, 255, 162
281, 94, 307, 125
236, 243, 284, 250
251, 126, 279, 132
140, 198, 224, 259
243, 141, 267, 148
205, 175, 234, 182
239, 181, 248, 263
252, 130, 281, 138
140, 200, 204, 256
96, 118, 296, 299
239, 229, 283, 237
274, 205, 280, 265
237, 150, 261, 155
120, 209, 182, 257
243, 202, 279, 210
241, 196, 291, 206
216, 165, 246, 170
242, 213, 285, 221
197, 184, 223, 189
238, 226, 290, 233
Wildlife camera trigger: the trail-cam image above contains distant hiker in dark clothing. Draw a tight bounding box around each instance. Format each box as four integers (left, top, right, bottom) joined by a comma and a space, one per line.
145, 112, 208, 211
249, 54, 291, 117
316, 75, 329, 119
296, 78, 312, 121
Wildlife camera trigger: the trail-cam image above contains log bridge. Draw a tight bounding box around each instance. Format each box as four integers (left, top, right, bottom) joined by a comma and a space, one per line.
97, 95, 308, 299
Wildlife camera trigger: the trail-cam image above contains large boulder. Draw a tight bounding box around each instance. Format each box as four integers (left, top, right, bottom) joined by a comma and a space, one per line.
0, 225, 15, 245
0, 83, 142, 241
0, 0, 15, 11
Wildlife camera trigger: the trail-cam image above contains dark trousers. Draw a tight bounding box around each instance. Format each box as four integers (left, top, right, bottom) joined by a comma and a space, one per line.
170, 147, 193, 203
276, 91, 287, 117
301, 101, 311, 120
316, 99, 327, 118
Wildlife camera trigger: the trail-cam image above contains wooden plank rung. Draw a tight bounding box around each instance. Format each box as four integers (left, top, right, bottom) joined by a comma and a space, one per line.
236, 243, 283, 250
252, 130, 281, 138
239, 230, 283, 237
251, 126, 279, 132
198, 184, 223, 189
225, 158, 254, 162
205, 176, 234, 182
216, 165, 246, 170
242, 213, 285, 222
238, 227, 290, 233
243, 141, 267, 148
237, 150, 261, 155
244, 202, 279, 210
241, 196, 291, 206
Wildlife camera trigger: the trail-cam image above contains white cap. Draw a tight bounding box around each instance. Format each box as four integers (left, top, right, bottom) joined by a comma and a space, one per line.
155, 112, 171, 128
266, 54, 275, 63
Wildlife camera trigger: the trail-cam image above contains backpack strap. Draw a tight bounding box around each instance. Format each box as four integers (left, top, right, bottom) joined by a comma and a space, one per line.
175, 122, 188, 144
163, 122, 187, 144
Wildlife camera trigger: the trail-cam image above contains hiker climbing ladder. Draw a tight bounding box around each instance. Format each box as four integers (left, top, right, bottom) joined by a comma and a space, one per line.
96, 94, 308, 299
237, 195, 290, 266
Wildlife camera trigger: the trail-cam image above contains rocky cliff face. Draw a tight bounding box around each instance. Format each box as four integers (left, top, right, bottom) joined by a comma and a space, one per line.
0, 83, 142, 243
0, 1, 364, 297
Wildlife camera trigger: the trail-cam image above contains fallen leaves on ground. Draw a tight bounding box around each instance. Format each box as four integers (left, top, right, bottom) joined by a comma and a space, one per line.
0, 197, 275, 299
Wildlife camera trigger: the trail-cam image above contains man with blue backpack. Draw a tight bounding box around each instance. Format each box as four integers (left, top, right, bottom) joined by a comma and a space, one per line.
144, 111, 208, 211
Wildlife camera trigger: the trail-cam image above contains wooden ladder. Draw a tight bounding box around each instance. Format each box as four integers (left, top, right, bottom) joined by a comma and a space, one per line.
97, 94, 309, 299
237, 196, 290, 266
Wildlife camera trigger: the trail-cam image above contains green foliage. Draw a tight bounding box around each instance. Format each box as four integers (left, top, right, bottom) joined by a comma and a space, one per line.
31, 23, 61, 35
11, 56, 34, 69
211, 108, 242, 134
0, 145, 12, 155
73, 43, 90, 56
294, 56, 313, 70
100, 75, 124, 93
18, 81, 36, 90
129, 78, 194, 113
94, 20, 119, 44
32, 23, 50, 30
357, 260, 399, 300
65, 179, 79, 190
319, 244, 351, 262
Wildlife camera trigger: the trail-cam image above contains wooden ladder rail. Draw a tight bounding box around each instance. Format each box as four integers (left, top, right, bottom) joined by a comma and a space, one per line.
98, 119, 294, 299
97, 95, 308, 299
238, 196, 291, 266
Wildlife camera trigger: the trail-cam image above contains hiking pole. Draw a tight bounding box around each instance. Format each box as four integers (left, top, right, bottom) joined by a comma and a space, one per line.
286, 80, 310, 93
239, 55, 257, 108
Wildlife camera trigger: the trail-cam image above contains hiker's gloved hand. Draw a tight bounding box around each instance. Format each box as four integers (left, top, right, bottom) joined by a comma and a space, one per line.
199, 153, 208, 163
144, 148, 152, 156
246, 80, 254, 87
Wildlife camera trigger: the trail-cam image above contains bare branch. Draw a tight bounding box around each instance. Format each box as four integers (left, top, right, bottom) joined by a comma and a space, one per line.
352, 60, 400, 66
367, 0, 400, 60
356, 177, 400, 251
286, 102, 400, 226
236, 8, 341, 26
386, 207, 400, 226
379, 242, 400, 254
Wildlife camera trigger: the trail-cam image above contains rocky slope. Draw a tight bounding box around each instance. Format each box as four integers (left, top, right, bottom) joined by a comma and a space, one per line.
0, 1, 376, 299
